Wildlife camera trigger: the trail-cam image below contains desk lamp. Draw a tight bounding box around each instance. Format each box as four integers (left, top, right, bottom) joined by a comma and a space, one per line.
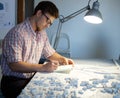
53, 0, 103, 50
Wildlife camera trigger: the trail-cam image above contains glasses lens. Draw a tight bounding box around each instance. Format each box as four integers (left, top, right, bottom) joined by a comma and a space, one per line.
43, 14, 52, 26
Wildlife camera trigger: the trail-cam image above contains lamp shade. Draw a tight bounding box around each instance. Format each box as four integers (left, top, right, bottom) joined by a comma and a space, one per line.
84, 1, 103, 24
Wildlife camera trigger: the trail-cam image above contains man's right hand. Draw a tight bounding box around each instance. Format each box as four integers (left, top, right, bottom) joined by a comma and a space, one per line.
40, 60, 59, 72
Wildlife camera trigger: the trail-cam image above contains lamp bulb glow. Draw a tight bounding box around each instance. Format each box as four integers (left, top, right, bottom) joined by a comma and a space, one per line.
84, 16, 102, 24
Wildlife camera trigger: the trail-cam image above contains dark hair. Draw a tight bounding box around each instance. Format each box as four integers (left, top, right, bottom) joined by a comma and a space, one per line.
34, 1, 59, 19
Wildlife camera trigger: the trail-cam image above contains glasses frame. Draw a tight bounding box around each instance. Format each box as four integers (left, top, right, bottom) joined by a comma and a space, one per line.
43, 13, 52, 26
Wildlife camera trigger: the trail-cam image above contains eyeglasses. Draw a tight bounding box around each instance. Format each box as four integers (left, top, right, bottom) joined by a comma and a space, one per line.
43, 13, 52, 26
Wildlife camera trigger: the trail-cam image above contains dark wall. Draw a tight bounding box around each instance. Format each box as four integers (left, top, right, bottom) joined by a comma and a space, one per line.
25, 0, 34, 18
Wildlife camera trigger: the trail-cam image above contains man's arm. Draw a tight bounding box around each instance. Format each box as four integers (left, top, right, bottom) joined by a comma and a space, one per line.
9, 61, 59, 73
48, 52, 74, 65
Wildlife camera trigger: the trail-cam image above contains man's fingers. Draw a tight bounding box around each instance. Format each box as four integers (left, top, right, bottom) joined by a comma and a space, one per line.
51, 60, 59, 66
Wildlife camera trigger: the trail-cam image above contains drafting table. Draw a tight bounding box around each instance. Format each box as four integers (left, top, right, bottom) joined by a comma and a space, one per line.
18, 59, 120, 98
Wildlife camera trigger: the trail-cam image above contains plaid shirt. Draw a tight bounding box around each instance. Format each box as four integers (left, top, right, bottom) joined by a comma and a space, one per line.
1, 18, 55, 78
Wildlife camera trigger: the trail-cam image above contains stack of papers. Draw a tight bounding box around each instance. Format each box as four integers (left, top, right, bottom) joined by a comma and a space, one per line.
54, 65, 73, 74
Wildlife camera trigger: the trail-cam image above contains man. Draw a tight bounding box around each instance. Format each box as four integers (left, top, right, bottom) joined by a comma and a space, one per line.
0, 1, 74, 98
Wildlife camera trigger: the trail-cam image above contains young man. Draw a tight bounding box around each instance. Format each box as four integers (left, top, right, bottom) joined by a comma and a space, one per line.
0, 1, 74, 98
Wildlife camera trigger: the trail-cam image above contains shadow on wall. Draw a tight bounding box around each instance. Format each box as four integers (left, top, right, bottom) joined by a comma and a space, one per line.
92, 31, 108, 58
93, 40, 107, 58
76, 31, 109, 59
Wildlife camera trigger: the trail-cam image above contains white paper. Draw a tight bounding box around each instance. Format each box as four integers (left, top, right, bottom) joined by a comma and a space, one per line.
54, 65, 73, 73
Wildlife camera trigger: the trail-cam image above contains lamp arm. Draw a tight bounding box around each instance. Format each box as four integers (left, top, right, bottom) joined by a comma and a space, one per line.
53, 5, 90, 50
60, 5, 90, 23
53, 20, 62, 49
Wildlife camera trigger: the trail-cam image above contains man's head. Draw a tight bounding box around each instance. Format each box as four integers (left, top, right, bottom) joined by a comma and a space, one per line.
34, 1, 59, 19
32, 1, 59, 31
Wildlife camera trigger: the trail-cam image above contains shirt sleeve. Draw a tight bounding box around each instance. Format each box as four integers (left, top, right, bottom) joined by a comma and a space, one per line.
3, 30, 23, 63
42, 32, 55, 58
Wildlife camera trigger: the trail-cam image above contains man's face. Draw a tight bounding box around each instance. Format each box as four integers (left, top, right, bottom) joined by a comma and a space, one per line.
35, 10, 55, 31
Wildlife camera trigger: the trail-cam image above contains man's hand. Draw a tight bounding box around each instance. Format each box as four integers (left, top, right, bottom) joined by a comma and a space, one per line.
40, 60, 59, 72
59, 57, 74, 66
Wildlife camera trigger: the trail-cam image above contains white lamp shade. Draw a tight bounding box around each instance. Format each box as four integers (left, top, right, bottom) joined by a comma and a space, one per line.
84, 9, 103, 24
84, 1, 103, 24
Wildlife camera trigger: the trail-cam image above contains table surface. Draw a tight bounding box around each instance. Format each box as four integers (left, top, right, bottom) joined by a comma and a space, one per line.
17, 59, 120, 98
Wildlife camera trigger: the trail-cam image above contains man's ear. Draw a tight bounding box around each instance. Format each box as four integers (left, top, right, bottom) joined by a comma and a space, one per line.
36, 10, 42, 17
